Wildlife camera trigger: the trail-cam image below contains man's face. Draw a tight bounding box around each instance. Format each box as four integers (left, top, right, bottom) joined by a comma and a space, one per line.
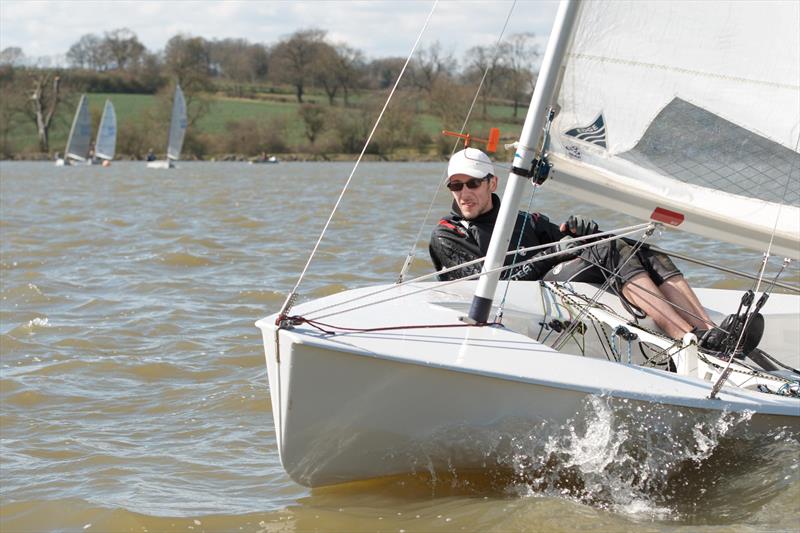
448, 173, 497, 220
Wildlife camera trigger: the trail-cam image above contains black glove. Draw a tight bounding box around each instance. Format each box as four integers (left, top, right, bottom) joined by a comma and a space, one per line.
564, 215, 599, 237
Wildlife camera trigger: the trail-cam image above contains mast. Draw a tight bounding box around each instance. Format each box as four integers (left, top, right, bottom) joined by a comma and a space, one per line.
468, 0, 581, 323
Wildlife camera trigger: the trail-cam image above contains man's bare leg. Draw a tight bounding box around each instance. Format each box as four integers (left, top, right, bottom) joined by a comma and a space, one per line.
658, 275, 715, 331
621, 273, 692, 339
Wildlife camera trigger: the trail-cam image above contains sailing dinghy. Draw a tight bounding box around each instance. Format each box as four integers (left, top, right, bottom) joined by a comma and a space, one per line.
92, 99, 117, 166
146, 85, 187, 169
55, 94, 91, 166
256, 0, 800, 488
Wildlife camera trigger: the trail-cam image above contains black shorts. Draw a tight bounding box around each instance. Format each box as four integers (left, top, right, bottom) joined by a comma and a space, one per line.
542, 240, 681, 287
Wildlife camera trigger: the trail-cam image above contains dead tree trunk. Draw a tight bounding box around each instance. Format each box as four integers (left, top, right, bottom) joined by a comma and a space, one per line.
30, 73, 61, 152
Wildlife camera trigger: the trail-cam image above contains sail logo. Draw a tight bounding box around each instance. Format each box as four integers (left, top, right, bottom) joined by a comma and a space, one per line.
564, 114, 607, 149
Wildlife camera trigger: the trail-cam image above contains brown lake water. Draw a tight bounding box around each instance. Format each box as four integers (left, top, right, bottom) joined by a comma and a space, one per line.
1, 161, 798, 532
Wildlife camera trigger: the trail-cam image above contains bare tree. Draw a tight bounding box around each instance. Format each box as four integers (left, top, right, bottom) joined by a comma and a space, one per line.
208, 38, 270, 87
365, 57, 406, 90
27, 71, 62, 152
498, 33, 540, 118
270, 29, 326, 103
371, 94, 420, 156
299, 104, 327, 144
313, 42, 340, 105
164, 34, 212, 92
102, 28, 146, 70
428, 77, 473, 132
409, 41, 457, 94
463, 44, 504, 118
67, 34, 105, 70
333, 44, 364, 107
0, 47, 25, 67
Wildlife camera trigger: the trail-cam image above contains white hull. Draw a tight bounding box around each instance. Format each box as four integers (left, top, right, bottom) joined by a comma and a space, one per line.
55, 157, 93, 167
257, 281, 800, 487
146, 160, 175, 169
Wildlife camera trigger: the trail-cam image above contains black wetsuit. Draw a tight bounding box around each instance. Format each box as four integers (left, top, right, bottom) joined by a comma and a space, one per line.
429, 194, 681, 288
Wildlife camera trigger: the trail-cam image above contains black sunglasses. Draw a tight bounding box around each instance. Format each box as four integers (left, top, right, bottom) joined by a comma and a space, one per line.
446, 174, 492, 192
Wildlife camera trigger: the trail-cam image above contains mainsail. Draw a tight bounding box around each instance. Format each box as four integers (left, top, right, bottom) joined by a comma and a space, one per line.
64, 94, 92, 162
546, 1, 800, 259
94, 99, 117, 161
166, 85, 187, 161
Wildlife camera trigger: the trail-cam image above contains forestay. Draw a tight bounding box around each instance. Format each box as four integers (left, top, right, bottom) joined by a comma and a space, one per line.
546, 0, 800, 258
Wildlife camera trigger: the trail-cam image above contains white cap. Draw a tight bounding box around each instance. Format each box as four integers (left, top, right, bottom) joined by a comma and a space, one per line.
447, 148, 495, 180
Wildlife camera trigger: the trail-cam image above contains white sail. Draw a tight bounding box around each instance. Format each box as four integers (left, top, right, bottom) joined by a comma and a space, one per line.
547, 1, 800, 259
94, 99, 117, 161
166, 85, 187, 161
64, 94, 92, 162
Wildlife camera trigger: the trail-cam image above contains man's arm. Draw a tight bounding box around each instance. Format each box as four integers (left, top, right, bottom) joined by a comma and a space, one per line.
429, 222, 483, 281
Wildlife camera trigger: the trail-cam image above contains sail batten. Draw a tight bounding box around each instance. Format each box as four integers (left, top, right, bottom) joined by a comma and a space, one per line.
548, 0, 800, 258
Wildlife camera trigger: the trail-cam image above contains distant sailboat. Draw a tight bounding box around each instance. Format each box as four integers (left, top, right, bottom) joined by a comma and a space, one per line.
92, 99, 117, 166
55, 94, 91, 166
147, 85, 187, 169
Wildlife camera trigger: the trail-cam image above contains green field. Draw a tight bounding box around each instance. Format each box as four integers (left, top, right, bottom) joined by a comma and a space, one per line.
5, 90, 525, 158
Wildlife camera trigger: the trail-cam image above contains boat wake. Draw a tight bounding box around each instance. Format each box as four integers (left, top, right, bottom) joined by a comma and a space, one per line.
397, 395, 799, 521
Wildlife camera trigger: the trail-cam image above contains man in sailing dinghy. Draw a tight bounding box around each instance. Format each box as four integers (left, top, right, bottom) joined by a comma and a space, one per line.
429, 148, 761, 352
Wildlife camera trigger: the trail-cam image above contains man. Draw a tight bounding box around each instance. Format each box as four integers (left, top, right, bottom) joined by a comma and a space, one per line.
429, 148, 742, 348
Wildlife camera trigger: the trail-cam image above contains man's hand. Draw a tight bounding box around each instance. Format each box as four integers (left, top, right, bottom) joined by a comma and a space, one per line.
555, 235, 578, 256
561, 215, 599, 237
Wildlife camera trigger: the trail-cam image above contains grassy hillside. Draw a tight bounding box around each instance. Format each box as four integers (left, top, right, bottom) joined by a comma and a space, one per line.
6, 90, 526, 160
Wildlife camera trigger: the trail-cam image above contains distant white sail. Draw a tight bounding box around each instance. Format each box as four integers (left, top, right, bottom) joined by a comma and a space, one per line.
64, 94, 92, 162
547, 1, 800, 258
166, 85, 187, 161
94, 99, 117, 161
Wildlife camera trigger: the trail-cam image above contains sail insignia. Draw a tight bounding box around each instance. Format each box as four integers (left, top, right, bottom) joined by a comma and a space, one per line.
563, 113, 607, 149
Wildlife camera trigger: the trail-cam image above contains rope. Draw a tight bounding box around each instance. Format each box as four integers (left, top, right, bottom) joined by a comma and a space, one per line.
396, 0, 518, 283
283, 315, 498, 336
278, 0, 440, 318
551, 227, 656, 351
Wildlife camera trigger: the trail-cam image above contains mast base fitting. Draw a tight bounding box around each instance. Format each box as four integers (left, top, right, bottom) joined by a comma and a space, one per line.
468, 295, 493, 324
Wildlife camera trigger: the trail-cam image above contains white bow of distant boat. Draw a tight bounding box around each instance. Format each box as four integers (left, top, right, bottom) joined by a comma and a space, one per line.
255, 0, 800, 488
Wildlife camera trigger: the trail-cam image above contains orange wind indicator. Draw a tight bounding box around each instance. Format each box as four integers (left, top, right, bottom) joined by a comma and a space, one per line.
442, 127, 501, 153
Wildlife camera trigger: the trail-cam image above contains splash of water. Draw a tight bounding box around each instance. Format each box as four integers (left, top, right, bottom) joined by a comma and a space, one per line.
398, 394, 797, 521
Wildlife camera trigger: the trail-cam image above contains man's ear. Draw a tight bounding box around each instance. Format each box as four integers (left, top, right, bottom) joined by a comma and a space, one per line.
489, 176, 498, 192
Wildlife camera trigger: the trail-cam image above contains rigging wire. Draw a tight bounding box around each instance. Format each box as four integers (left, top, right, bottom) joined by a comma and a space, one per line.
396, 0, 519, 283
277, 0, 440, 320
709, 131, 800, 398
298, 224, 651, 321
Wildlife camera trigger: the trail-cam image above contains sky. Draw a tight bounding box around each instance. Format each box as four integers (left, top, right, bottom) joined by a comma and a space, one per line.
0, 0, 559, 65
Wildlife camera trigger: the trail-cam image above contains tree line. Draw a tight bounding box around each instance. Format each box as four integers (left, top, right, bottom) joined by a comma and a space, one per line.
0, 27, 540, 158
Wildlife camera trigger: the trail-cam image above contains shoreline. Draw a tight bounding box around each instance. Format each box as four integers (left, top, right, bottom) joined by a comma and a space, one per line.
1, 152, 450, 163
